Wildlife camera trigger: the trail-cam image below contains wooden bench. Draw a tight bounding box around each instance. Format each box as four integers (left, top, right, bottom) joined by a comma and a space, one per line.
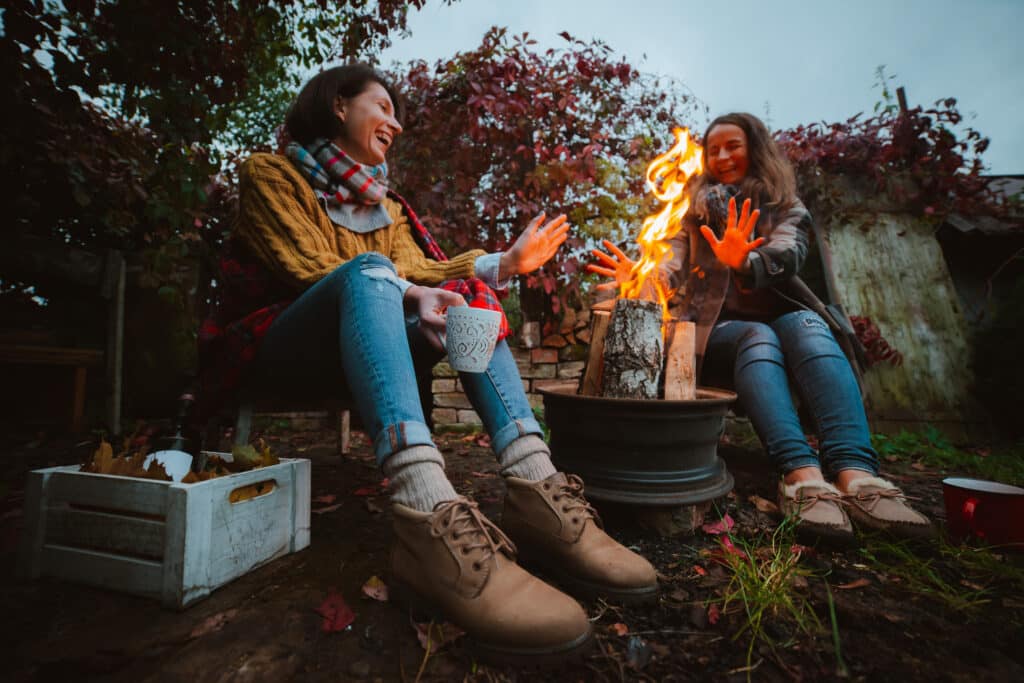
0, 345, 104, 433
0, 242, 125, 434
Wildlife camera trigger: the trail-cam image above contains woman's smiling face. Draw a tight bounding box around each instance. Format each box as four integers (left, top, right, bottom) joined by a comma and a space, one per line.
333, 81, 403, 166
705, 123, 749, 184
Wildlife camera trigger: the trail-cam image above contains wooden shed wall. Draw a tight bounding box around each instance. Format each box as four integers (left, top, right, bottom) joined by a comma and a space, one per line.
821, 212, 985, 439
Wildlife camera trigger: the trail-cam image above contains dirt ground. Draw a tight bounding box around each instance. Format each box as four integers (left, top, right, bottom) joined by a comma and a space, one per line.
1, 418, 1022, 682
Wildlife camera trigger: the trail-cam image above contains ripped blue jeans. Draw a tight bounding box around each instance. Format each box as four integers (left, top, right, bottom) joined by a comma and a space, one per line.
251, 253, 542, 464
703, 310, 879, 477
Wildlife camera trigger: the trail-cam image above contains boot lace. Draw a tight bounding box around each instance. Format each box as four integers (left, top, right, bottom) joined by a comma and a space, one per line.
550, 474, 602, 528
431, 498, 517, 568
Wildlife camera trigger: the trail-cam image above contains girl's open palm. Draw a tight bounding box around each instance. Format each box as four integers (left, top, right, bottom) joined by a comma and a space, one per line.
586, 239, 635, 291
699, 197, 763, 270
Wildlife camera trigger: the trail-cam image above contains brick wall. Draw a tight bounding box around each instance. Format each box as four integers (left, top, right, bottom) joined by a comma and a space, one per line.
430, 306, 594, 428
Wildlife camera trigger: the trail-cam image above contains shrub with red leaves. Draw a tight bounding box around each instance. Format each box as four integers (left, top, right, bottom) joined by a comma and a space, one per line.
850, 315, 903, 367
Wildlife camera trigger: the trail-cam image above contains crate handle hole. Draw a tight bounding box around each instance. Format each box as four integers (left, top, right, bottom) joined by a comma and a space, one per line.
229, 479, 277, 503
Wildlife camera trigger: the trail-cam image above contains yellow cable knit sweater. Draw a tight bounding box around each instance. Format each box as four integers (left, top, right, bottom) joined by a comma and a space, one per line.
235, 153, 484, 292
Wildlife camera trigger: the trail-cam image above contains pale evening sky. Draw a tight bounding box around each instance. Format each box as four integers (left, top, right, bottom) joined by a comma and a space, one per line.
379, 0, 1023, 175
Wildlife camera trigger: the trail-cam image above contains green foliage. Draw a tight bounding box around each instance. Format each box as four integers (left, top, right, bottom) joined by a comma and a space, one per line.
3, 0, 440, 256
872, 429, 1024, 486
717, 518, 822, 671
859, 535, 1024, 620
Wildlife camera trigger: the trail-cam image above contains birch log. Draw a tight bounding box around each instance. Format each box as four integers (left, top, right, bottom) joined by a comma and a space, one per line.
602, 299, 663, 399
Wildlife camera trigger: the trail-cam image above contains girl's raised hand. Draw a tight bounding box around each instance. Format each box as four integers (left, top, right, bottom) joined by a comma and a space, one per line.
585, 239, 635, 291
699, 197, 763, 271
499, 212, 571, 279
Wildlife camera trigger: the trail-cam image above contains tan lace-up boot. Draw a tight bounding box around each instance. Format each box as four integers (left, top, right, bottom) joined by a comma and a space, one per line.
389, 497, 592, 665
501, 473, 658, 604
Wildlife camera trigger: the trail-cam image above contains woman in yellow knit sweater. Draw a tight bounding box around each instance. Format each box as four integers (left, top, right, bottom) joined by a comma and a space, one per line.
205, 64, 656, 664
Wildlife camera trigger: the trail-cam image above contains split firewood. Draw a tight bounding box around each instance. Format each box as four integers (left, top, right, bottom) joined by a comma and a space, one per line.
580, 310, 611, 396
664, 320, 697, 400
602, 299, 663, 399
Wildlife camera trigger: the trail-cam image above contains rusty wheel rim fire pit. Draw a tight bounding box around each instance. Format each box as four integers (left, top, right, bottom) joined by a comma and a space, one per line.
540, 386, 736, 506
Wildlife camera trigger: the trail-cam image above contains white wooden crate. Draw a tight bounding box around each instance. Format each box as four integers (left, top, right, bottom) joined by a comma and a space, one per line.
18, 456, 310, 608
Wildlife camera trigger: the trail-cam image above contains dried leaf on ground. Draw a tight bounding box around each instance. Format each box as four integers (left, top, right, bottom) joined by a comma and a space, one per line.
693, 564, 708, 577
469, 471, 497, 479
315, 590, 355, 632
608, 622, 629, 636
836, 578, 871, 590
365, 499, 383, 514
361, 575, 388, 602
748, 494, 780, 514
701, 513, 735, 535
313, 494, 337, 505
312, 503, 343, 515
189, 609, 239, 639
707, 603, 721, 625
412, 618, 464, 651
353, 479, 389, 496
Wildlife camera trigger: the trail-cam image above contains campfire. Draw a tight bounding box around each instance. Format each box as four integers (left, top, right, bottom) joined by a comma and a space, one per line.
583, 127, 704, 401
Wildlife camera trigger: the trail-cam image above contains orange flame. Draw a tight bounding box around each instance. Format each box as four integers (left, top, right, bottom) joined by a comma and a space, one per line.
619, 127, 704, 319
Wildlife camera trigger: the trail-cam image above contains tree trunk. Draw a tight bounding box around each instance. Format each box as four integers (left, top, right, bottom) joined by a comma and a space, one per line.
602, 299, 663, 399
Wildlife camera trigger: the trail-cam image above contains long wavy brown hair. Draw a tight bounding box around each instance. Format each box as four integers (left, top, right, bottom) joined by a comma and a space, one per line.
689, 112, 797, 220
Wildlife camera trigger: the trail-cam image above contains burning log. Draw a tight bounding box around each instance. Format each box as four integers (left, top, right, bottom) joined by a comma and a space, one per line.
602, 299, 663, 399
663, 320, 696, 400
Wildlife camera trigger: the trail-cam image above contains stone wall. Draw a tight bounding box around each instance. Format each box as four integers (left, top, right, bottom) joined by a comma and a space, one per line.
430, 306, 595, 428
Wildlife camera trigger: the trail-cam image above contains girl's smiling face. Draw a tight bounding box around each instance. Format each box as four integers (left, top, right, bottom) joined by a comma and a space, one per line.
705, 123, 749, 184
333, 81, 403, 166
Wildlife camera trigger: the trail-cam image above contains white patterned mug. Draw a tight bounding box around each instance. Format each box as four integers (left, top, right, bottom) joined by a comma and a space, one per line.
445, 305, 502, 373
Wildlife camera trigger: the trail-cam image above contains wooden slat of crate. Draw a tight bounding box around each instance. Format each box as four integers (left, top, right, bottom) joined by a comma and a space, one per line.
46, 471, 169, 517
45, 507, 165, 559
40, 545, 164, 601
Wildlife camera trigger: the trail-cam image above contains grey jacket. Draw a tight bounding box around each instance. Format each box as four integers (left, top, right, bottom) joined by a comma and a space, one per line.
661, 186, 812, 371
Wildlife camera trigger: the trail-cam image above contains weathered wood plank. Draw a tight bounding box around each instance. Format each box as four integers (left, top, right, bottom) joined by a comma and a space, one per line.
664, 320, 696, 400
45, 507, 165, 559
580, 311, 611, 396
46, 469, 170, 517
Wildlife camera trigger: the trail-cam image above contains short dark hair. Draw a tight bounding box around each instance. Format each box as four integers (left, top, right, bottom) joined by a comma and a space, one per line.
284, 64, 403, 145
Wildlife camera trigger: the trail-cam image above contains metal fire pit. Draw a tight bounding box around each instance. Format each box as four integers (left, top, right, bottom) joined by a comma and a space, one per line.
540, 386, 737, 506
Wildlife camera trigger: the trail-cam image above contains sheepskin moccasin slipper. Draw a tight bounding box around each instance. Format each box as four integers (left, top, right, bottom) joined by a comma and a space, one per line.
842, 477, 934, 539
778, 479, 855, 545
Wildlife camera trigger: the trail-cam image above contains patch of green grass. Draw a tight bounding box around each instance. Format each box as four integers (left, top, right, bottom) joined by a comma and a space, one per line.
872, 428, 1024, 486
717, 518, 823, 672
859, 534, 1024, 618
532, 405, 550, 443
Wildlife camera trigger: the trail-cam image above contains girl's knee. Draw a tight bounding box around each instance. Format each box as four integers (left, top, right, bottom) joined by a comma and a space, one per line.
735, 322, 784, 367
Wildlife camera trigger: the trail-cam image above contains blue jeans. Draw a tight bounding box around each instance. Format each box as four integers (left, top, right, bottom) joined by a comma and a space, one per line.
703, 310, 879, 477
251, 253, 542, 464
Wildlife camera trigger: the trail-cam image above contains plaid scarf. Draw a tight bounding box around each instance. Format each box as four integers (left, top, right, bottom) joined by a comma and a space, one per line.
286, 138, 388, 209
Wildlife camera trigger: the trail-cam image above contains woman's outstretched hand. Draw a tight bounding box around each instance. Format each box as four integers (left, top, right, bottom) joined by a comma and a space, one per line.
499, 212, 570, 279
585, 239, 635, 291
404, 285, 467, 351
699, 197, 763, 271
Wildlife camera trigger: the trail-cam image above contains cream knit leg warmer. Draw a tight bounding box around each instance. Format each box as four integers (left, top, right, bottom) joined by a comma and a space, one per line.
497, 434, 558, 481
382, 445, 457, 512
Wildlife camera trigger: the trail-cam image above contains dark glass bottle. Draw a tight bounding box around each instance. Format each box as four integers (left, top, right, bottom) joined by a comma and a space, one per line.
159, 392, 198, 455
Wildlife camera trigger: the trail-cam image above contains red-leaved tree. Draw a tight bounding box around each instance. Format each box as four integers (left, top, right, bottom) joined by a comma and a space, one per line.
388, 28, 701, 328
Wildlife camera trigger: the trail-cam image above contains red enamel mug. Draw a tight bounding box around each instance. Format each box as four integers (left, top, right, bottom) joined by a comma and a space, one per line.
942, 478, 1024, 548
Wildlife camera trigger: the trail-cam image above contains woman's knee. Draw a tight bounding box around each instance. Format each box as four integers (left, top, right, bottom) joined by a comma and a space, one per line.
733, 322, 784, 371
772, 310, 841, 356
322, 252, 402, 293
